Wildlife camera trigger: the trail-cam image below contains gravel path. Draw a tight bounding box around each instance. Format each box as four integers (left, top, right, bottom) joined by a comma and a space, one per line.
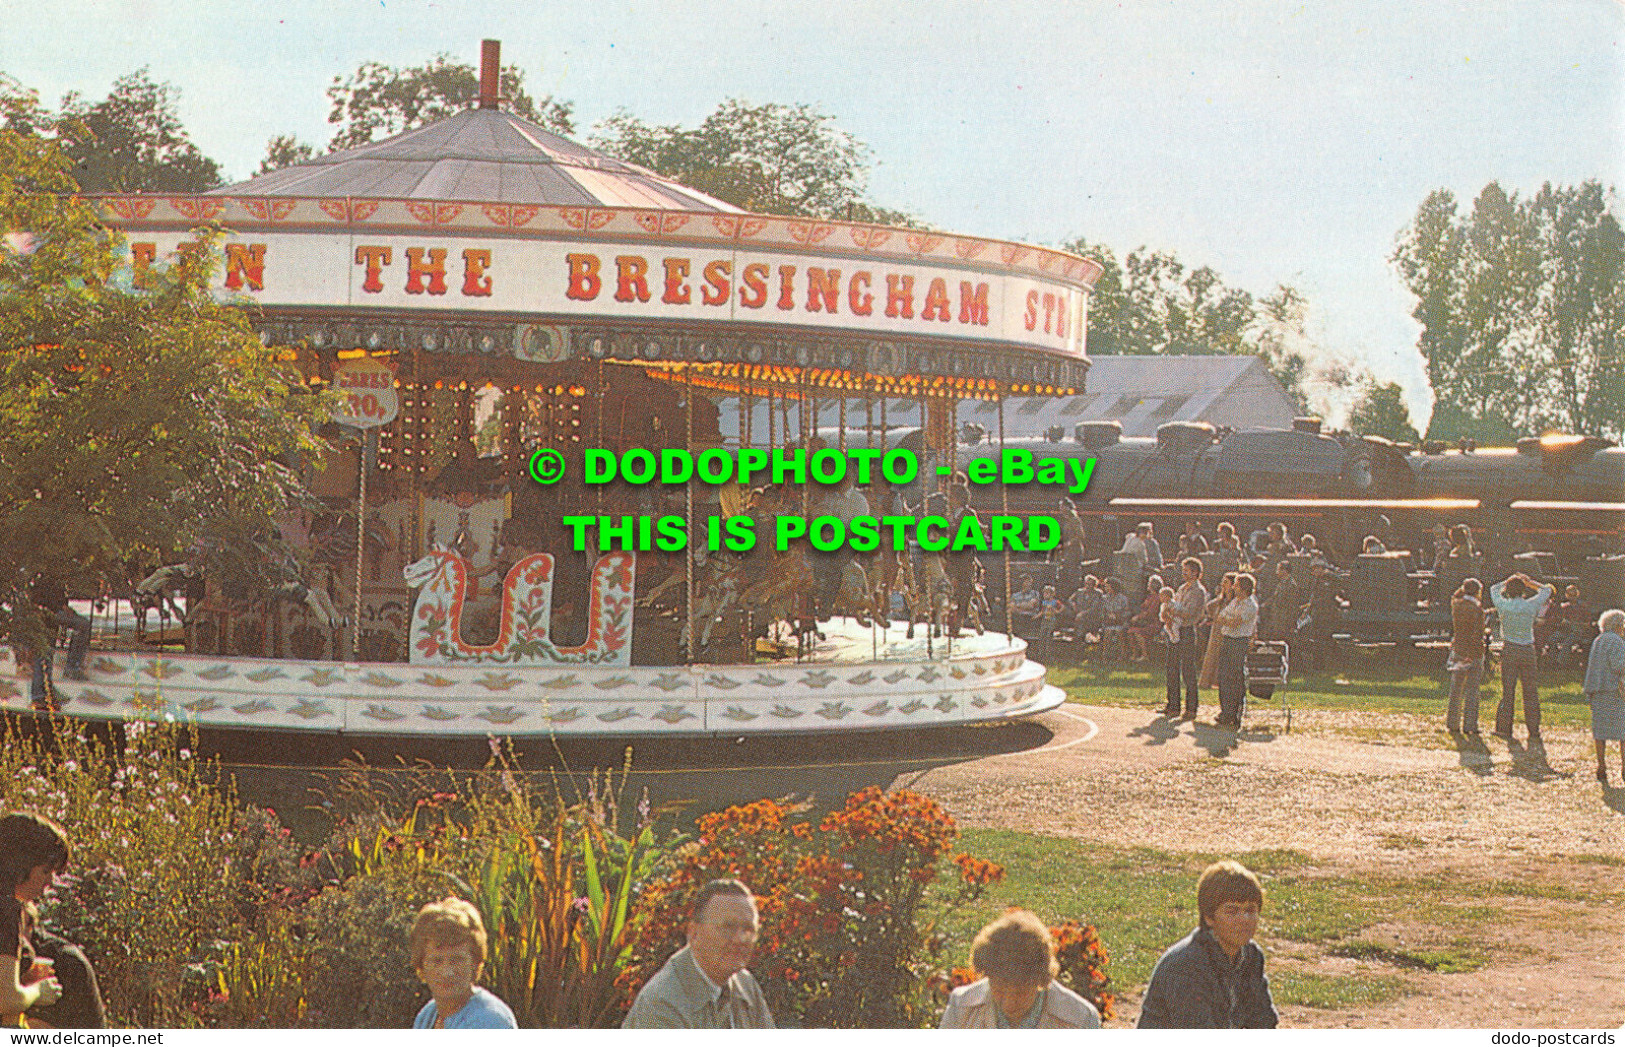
897, 702, 1625, 1028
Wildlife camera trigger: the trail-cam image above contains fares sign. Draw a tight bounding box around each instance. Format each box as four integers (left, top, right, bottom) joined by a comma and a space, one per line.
332, 356, 399, 429
121, 232, 1087, 357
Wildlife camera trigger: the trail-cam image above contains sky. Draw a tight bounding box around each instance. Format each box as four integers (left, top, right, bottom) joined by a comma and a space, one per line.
3, 0, 1620, 429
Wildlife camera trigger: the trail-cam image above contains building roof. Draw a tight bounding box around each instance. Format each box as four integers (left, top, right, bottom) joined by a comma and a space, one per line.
957, 355, 1297, 438
209, 108, 743, 212
711, 355, 1298, 446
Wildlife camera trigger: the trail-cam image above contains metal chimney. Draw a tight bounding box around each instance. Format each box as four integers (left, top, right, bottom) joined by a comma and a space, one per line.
479, 40, 501, 109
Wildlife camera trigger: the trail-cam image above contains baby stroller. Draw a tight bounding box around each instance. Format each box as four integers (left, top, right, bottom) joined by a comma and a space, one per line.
1244, 640, 1292, 732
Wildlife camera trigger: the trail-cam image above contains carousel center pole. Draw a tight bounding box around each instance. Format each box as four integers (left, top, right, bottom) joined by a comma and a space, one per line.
684, 364, 695, 665
999, 395, 1013, 646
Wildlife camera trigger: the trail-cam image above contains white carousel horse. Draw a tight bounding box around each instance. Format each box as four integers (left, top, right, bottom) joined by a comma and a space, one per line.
136, 563, 341, 628
403, 548, 635, 666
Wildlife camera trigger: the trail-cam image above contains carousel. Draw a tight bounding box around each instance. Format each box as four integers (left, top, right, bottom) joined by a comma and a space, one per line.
1, 43, 1102, 738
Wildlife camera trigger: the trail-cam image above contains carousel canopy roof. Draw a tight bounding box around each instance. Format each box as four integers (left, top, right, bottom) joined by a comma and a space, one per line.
209, 108, 743, 213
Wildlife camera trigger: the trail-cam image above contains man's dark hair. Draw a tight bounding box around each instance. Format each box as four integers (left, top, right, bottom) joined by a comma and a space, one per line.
689, 878, 753, 924
0, 812, 71, 890
1181, 556, 1203, 578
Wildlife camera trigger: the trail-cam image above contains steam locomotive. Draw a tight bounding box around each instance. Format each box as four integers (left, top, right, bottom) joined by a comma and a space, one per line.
924, 418, 1625, 629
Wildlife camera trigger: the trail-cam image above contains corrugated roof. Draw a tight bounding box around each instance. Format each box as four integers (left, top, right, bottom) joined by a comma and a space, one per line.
211, 108, 743, 211
709, 355, 1294, 445
992, 356, 1285, 438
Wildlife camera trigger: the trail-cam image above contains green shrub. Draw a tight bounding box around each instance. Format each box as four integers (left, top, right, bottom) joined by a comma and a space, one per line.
2, 716, 243, 1027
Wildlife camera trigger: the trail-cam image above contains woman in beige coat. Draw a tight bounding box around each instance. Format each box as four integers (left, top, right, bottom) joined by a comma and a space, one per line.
939, 910, 1101, 1029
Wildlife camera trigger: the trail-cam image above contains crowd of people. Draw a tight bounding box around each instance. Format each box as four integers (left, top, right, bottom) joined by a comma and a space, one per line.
1013, 517, 1623, 754
616, 865, 1277, 1030
0, 805, 1277, 1030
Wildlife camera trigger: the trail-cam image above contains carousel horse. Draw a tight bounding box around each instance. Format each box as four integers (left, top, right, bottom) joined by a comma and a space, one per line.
688, 561, 742, 652
403, 548, 634, 665
915, 550, 955, 638
827, 557, 885, 628
137, 565, 342, 630
637, 553, 743, 654
889, 554, 939, 641
965, 560, 991, 636
740, 546, 817, 645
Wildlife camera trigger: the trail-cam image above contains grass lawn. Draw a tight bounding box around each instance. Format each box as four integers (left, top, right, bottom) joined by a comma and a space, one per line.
1041, 645, 1593, 729
930, 829, 1616, 1013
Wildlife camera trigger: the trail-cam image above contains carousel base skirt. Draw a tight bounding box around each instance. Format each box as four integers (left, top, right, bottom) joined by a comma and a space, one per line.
1, 620, 1062, 737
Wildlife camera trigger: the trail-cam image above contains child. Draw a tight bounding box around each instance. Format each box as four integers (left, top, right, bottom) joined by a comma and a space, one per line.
1037, 585, 1065, 661
1157, 586, 1178, 644
409, 897, 517, 1029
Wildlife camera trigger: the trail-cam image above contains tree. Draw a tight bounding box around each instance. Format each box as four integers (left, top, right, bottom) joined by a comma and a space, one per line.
1061, 238, 1253, 356
54, 69, 222, 193
591, 100, 926, 224
326, 54, 574, 150
257, 134, 317, 175
0, 92, 324, 650
1064, 236, 1370, 413
1346, 380, 1421, 444
1394, 180, 1623, 438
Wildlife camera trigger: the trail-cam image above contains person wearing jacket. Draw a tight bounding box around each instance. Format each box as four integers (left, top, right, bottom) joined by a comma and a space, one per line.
1446, 579, 1488, 735
1138, 861, 1278, 1029
939, 909, 1101, 1029
1584, 609, 1625, 786
1161, 558, 1208, 720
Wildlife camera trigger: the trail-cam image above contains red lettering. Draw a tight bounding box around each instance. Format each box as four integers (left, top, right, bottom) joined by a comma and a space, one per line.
806, 267, 841, 313
356, 245, 391, 294
738, 263, 768, 309
1023, 289, 1039, 331
849, 271, 874, 316
776, 265, 797, 311
958, 281, 989, 326
615, 255, 651, 303
223, 243, 266, 291
921, 277, 952, 322
885, 274, 915, 319
662, 257, 692, 304
701, 260, 731, 306
405, 247, 448, 295
1056, 295, 1069, 338
1042, 292, 1057, 333
461, 249, 493, 297
566, 253, 602, 300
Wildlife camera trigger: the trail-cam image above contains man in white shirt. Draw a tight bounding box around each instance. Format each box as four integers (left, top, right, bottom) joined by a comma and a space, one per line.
622, 879, 775, 1029
1162, 558, 1209, 719
1214, 573, 1260, 730
1138, 523, 1165, 572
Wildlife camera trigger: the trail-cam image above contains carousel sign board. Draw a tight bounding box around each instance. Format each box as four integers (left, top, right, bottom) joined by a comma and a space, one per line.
120, 232, 1088, 357
331, 356, 399, 428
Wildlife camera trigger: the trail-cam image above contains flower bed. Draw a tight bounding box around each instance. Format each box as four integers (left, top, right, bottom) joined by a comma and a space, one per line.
1, 716, 1111, 1028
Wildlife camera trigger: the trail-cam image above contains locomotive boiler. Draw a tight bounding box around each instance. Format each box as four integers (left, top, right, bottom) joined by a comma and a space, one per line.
925, 418, 1624, 628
